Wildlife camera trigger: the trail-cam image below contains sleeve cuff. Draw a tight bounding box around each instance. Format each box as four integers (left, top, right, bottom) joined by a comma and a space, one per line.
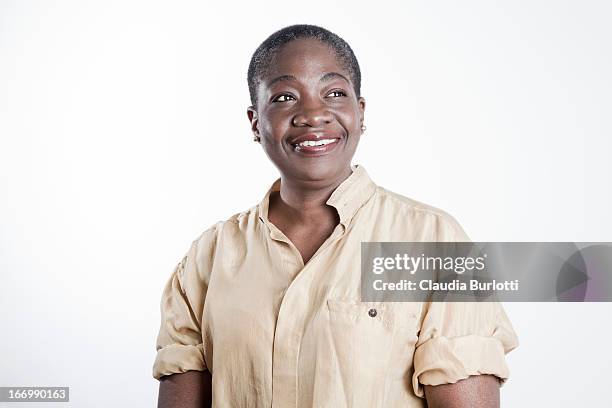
412, 334, 512, 398
152, 343, 207, 380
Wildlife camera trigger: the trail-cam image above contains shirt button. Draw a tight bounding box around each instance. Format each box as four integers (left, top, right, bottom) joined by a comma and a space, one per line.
368, 308, 377, 317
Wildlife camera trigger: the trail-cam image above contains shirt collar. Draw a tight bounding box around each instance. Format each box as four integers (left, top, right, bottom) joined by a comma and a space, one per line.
257, 164, 377, 230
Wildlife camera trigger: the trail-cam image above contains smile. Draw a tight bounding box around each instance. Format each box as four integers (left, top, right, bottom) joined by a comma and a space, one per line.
296, 138, 337, 147
291, 138, 341, 155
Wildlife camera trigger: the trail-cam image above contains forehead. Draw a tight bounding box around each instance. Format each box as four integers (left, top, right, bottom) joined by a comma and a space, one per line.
262, 38, 349, 85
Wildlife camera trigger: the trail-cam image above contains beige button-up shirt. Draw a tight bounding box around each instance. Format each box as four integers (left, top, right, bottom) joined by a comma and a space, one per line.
153, 164, 519, 407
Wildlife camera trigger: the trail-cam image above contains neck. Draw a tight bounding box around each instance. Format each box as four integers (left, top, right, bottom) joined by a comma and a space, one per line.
273, 166, 353, 225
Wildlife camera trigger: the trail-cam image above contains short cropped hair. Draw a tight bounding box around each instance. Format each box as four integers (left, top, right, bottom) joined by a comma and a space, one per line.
247, 24, 361, 107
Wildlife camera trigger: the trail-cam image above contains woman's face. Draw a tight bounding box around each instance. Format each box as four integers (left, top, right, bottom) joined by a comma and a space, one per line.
248, 38, 366, 184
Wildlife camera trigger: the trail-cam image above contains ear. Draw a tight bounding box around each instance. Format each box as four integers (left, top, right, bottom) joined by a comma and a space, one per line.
357, 96, 366, 126
247, 106, 259, 139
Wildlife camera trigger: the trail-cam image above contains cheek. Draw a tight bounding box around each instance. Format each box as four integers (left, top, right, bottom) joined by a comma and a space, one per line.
336, 107, 360, 132
261, 110, 290, 137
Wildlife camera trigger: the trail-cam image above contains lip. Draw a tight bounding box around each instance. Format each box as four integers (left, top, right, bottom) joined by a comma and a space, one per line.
288, 132, 342, 157
289, 132, 341, 145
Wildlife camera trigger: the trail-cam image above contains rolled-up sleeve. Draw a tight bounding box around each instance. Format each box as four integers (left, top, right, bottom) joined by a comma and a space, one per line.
411, 300, 519, 397
152, 226, 218, 380
411, 212, 519, 398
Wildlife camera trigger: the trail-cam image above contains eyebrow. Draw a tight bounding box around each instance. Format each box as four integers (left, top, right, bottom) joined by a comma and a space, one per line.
267, 71, 350, 88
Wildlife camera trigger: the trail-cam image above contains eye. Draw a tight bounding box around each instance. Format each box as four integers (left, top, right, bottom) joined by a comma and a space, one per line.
272, 93, 295, 103
326, 89, 347, 98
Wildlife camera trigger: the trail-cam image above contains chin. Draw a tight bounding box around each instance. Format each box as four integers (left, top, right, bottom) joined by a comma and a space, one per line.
291, 161, 349, 183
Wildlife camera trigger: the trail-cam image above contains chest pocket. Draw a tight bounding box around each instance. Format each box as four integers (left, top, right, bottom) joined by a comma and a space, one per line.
324, 299, 420, 407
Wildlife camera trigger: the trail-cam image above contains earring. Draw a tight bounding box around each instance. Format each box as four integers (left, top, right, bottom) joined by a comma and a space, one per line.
360, 125, 367, 133
253, 135, 261, 143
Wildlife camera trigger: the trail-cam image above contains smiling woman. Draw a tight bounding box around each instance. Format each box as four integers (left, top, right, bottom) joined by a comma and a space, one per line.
247, 33, 365, 194
153, 24, 519, 408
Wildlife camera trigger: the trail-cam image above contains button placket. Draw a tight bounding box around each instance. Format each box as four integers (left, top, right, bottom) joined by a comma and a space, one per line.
271, 229, 346, 408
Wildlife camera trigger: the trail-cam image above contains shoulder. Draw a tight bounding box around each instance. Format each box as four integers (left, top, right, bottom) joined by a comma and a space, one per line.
190, 203, 259, 256
374, 186, 470, 241
375, 186, 458, 221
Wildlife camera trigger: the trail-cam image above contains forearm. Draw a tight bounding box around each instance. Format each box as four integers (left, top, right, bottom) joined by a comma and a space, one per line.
157, 370, 212, 408
424, 374, 501, 408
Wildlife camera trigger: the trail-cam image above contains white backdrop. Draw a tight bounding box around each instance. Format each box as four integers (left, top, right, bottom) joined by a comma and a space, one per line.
1, 0, 611, 406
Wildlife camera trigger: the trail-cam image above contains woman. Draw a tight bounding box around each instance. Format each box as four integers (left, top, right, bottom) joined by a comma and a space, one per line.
153, 24, 519, 407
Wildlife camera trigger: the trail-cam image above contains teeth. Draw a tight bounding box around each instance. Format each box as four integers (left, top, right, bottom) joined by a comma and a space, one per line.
297, 139, 337, 147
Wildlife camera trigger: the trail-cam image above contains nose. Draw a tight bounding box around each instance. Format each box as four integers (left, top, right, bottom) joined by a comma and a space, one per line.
292, 98, 334, 127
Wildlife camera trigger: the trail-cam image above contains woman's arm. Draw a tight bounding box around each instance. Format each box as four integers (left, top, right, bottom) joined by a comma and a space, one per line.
157, 370, 212, 408
424, 374, 500, 408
